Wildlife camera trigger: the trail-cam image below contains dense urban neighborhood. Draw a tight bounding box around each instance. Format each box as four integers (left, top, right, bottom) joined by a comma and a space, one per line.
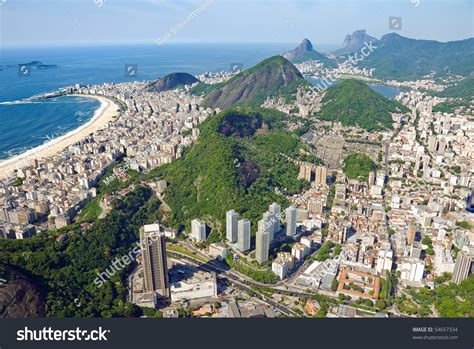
0, 34, 473, 319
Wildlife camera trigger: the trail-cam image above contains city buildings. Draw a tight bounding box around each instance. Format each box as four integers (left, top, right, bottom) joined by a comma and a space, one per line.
268, 202, 281, 238
291, 242, 309, 260
285, 206, 297, 237
337, 268, 381, 301
169, 270, 217, 302
208, 243, 228, 260
334, 183, 347, 206
452, 248, 474, 284
226, 210, 238, 243
256, 222, 270, 265
140, 224, 170, 298
191, 219, 207, 242
237, 219, 251, 252
272, 252, 295, 279
0, 83, 209, 238
376, 249, 393, 275
399, 258, 425, 284
297, 164, 328, 186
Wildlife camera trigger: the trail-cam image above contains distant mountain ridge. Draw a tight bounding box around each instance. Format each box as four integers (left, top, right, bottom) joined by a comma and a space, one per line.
335, 30, 379, 56
283, 39, 336, 66
198, 56, 310, 109
146, 72, 200, 92
359, 33, 474, 80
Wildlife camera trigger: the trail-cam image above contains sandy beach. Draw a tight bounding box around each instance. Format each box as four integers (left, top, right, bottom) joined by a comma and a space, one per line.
0, 95, 120, 180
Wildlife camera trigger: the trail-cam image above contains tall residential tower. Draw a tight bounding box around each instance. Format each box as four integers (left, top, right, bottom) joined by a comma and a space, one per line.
285, 206, 297, 237
226, 210, 238, 243
140, 224, 169, 298
238, 219, 251, 252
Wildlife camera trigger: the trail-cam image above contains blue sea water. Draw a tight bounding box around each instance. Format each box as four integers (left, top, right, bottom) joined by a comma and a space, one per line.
0, 43, 404, 160
0, 43, 295, 160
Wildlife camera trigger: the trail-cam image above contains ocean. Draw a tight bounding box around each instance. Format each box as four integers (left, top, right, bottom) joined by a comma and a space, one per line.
0, 43, 403, 160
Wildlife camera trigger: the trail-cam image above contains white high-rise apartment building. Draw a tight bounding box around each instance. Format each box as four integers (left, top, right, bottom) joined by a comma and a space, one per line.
238, 219, 251, 252
226, 210, 238, 243
285, 206, 297, 237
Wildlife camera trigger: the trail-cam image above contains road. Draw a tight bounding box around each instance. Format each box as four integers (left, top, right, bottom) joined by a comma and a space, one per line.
167, 251, 297, 317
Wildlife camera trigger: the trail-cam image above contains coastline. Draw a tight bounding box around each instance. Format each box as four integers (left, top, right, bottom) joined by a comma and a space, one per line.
0, 94, 120, 180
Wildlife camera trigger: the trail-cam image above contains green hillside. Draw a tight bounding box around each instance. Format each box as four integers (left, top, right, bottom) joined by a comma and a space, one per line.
145, 72, 199, 92
437, 77, 474, 99
0, 187, 161, 317
360, 33, 474, 81
316, 79, 409, 131
192, 56, 310, 109
148, 108, 316, 232
433, 99, 472, 113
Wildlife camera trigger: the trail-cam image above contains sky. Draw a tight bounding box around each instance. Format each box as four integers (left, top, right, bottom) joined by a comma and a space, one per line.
0, 0, 472, 48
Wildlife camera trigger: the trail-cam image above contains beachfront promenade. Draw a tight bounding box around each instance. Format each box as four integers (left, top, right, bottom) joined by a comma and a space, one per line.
0, 81, 213, 237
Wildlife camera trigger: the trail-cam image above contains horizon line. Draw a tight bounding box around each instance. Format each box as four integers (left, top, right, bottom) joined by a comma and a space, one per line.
2, 32, 474, 49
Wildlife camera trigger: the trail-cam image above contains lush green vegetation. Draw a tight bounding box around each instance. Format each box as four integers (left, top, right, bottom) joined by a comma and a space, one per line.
401, 274, 474, 317
166, 243, 209, 263
433, 99, 472, 113
456, 221, 472, 230
436, 77, 474, 99
311, 293, 339, 318
145, 72, 199, 93
343, 153, 377, 181
451, 165, 461, 174
199, 56, 310, 109
189, 82, 215, 96
76, 196, 103, 223
317, 79, 408, 131
360, 33, 474, 80
422, 236, 434, 255
326, 183, 336, 212
142, 307, 163, 318
225, 252, 278, 284
0, 187, 162, 317
377, 271, 397, 310
315, 241, 333, 261
147, 108, 313, 234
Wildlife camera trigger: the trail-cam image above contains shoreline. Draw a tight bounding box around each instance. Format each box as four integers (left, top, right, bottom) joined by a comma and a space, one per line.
0, 94, 120, 180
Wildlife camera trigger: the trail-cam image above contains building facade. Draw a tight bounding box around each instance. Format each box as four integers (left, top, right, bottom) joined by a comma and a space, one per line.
140, 224, 170, 298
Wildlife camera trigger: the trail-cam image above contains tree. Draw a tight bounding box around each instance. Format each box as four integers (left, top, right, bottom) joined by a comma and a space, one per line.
343, 153, 377, 182
376, 300, 386, 310
422, 236, 432, 246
